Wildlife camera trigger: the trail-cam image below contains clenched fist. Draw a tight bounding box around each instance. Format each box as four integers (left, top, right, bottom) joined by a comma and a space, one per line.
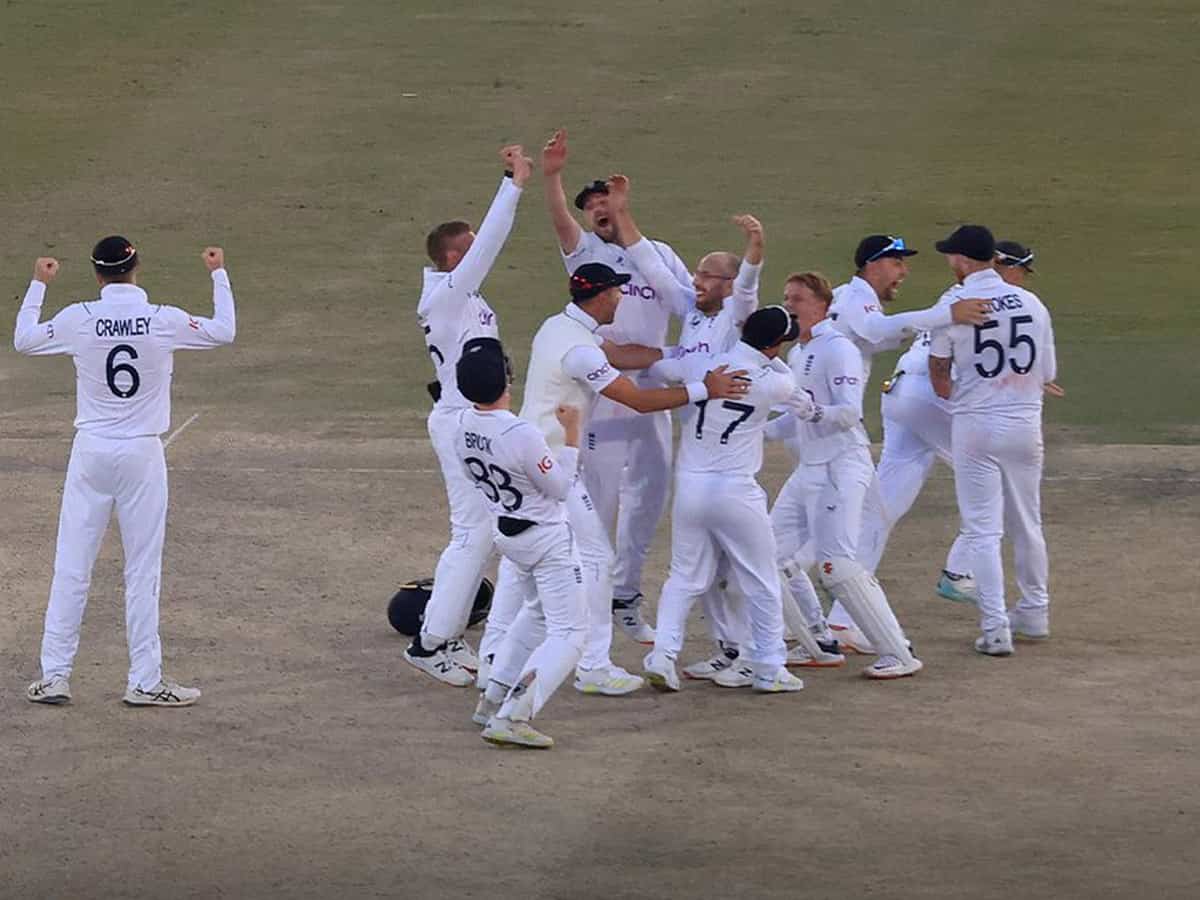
33, 257, 60, 284
203, 247, 225, 271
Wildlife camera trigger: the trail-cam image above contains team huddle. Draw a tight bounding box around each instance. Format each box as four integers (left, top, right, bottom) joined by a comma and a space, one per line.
411, 131, 1059, 749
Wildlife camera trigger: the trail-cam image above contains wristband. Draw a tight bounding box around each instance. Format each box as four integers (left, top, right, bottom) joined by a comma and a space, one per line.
685, 381, 709, 404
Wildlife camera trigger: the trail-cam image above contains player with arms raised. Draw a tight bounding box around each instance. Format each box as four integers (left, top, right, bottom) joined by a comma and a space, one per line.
17, 238, 235, 707
408, 144, 534, 686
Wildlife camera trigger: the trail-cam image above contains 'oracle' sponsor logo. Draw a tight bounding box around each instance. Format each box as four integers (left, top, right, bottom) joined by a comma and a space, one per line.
833, 375, 859, 385
586, 363, 613, 381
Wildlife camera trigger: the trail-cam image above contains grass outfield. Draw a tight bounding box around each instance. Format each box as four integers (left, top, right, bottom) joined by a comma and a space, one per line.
0, 0, 1196, 441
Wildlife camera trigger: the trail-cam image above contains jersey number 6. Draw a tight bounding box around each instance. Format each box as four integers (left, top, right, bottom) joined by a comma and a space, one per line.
105, 344, 141, 398
974, 315, 1037, 379
464, 457, 523, 512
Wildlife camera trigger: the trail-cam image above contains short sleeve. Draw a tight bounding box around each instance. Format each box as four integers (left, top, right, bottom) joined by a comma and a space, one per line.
929, 327, 953, 358
561, 230, 604, 272
562, 343, 620, 394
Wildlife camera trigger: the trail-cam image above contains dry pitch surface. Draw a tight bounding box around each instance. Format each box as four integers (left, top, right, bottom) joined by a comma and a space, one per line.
2, 411, 1197, 899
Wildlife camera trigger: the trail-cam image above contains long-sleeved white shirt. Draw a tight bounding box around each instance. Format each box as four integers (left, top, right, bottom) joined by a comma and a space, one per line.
830, 275, 955, 383
769, 319, 870, 464
12, 270, 235, 439
418, 177, 522, 409
929, 269, 1056, 419
455, 407, 579, 525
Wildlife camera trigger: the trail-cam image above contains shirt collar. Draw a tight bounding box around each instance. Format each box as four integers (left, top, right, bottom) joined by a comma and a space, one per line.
734, 342, 772, 367
563, 302, 601, 332
99, 283, 148, 302
849, 275, 877, 298
962, 268, 1003, 288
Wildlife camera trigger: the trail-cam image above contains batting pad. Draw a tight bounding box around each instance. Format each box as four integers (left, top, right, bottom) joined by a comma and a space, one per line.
779, 579, 829, 659
818, 558, 914, 663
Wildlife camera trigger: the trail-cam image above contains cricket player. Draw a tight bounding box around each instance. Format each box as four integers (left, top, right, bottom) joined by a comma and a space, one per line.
598, 174, 762, 677
541, 129, 692, 642
408, 144, 534, 686
641, 306, 813, 695
17, 238, 236, 707
767, 273, 923, 679
451, 339, 586, 749
929, 225, 1057, 655
476, 262, 749, 696
995, 240, 1036, 287
823, 234, 990, 651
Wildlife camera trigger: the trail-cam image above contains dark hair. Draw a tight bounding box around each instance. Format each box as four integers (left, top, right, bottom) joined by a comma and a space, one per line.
785, 271, 833, 305
426, 220, 472, 269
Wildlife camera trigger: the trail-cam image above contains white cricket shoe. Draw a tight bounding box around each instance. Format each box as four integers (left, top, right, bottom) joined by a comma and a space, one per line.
975, 624, 1015, 656
612, 594, 656, 645
829, 622, 875, 655
712, 663, 754, 689
123, 680, 201, 707
26, 675, 71, 705
481, 717, 554, 749
446, 636, 480, 673
1008, 607, 1050, 640
404, 642, 474, 687
472, 693, 501, 726
682, 645, 739, 680
752, 668, 805, 693
574, 665, 644, 696
863, 655, 924, 679
936, 570, 979, 604
642, 650, 681, 692
786, 640, 845, 668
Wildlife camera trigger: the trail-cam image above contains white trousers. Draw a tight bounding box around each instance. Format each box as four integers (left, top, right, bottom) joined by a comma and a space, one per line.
951, 413, 1050, 632
653, 472, 785, 671
858, 386, 971, 575
41, 432, 168, 690
486, 523, 588, 721
422, 405, 494, 646
772, 448, 875, 628
481, 474, 615, 671
582, 401, 672, 600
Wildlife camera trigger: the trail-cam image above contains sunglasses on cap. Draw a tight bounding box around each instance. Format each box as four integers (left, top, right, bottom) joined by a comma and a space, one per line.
865, 236, 909, 263
996, 249, 1035, 268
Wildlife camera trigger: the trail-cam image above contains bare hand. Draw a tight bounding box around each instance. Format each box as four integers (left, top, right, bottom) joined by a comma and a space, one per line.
951, 298, 991, 326
732, 214, 764, 244
33, 257, 60, 284
555, 404, 582, 446
502, 144, 534, 187
703, 364, 751, 400
203, 247, 225, 271
542, 128, 568, 177
606, 174, 630, 212
1044, 382, 1065, 398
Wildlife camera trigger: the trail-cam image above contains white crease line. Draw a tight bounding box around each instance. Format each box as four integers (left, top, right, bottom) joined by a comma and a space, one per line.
164, 412, 201, 448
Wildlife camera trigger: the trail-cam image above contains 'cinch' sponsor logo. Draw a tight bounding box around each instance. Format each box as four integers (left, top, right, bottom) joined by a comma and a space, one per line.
621, 282, 656, 301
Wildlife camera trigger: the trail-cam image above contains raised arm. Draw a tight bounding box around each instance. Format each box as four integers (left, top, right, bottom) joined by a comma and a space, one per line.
607, 174, 693, 318
13, 257, 75, 356
170, 247, 236, 350
541, 129, 583, 255
728, 214, 764, 323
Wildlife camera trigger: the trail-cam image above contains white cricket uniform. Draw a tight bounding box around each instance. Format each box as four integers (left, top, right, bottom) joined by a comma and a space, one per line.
561, 230, 691, 599
929, 269, 1056, 633
479, 302, 694, 673
626, 237, 761, 650
454, 407, 585, 721
416, 176, 522, 646
768, 320, 872, 623
857, 307, 970, 575
13, 271, 235, 690
822, 275, 961, 629
648, 342, 798, 674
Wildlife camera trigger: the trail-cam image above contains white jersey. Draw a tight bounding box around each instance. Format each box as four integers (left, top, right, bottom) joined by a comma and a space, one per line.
13, 271, 236, 439
830, 275, 955, 384
930, 269, 1056, 419
455, 407, 579, 525
418, 177, 522, 410
561, 230, 690, 348
518, 304, 621, 453
781, 319, 871, 464
653, 342, 796, 476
